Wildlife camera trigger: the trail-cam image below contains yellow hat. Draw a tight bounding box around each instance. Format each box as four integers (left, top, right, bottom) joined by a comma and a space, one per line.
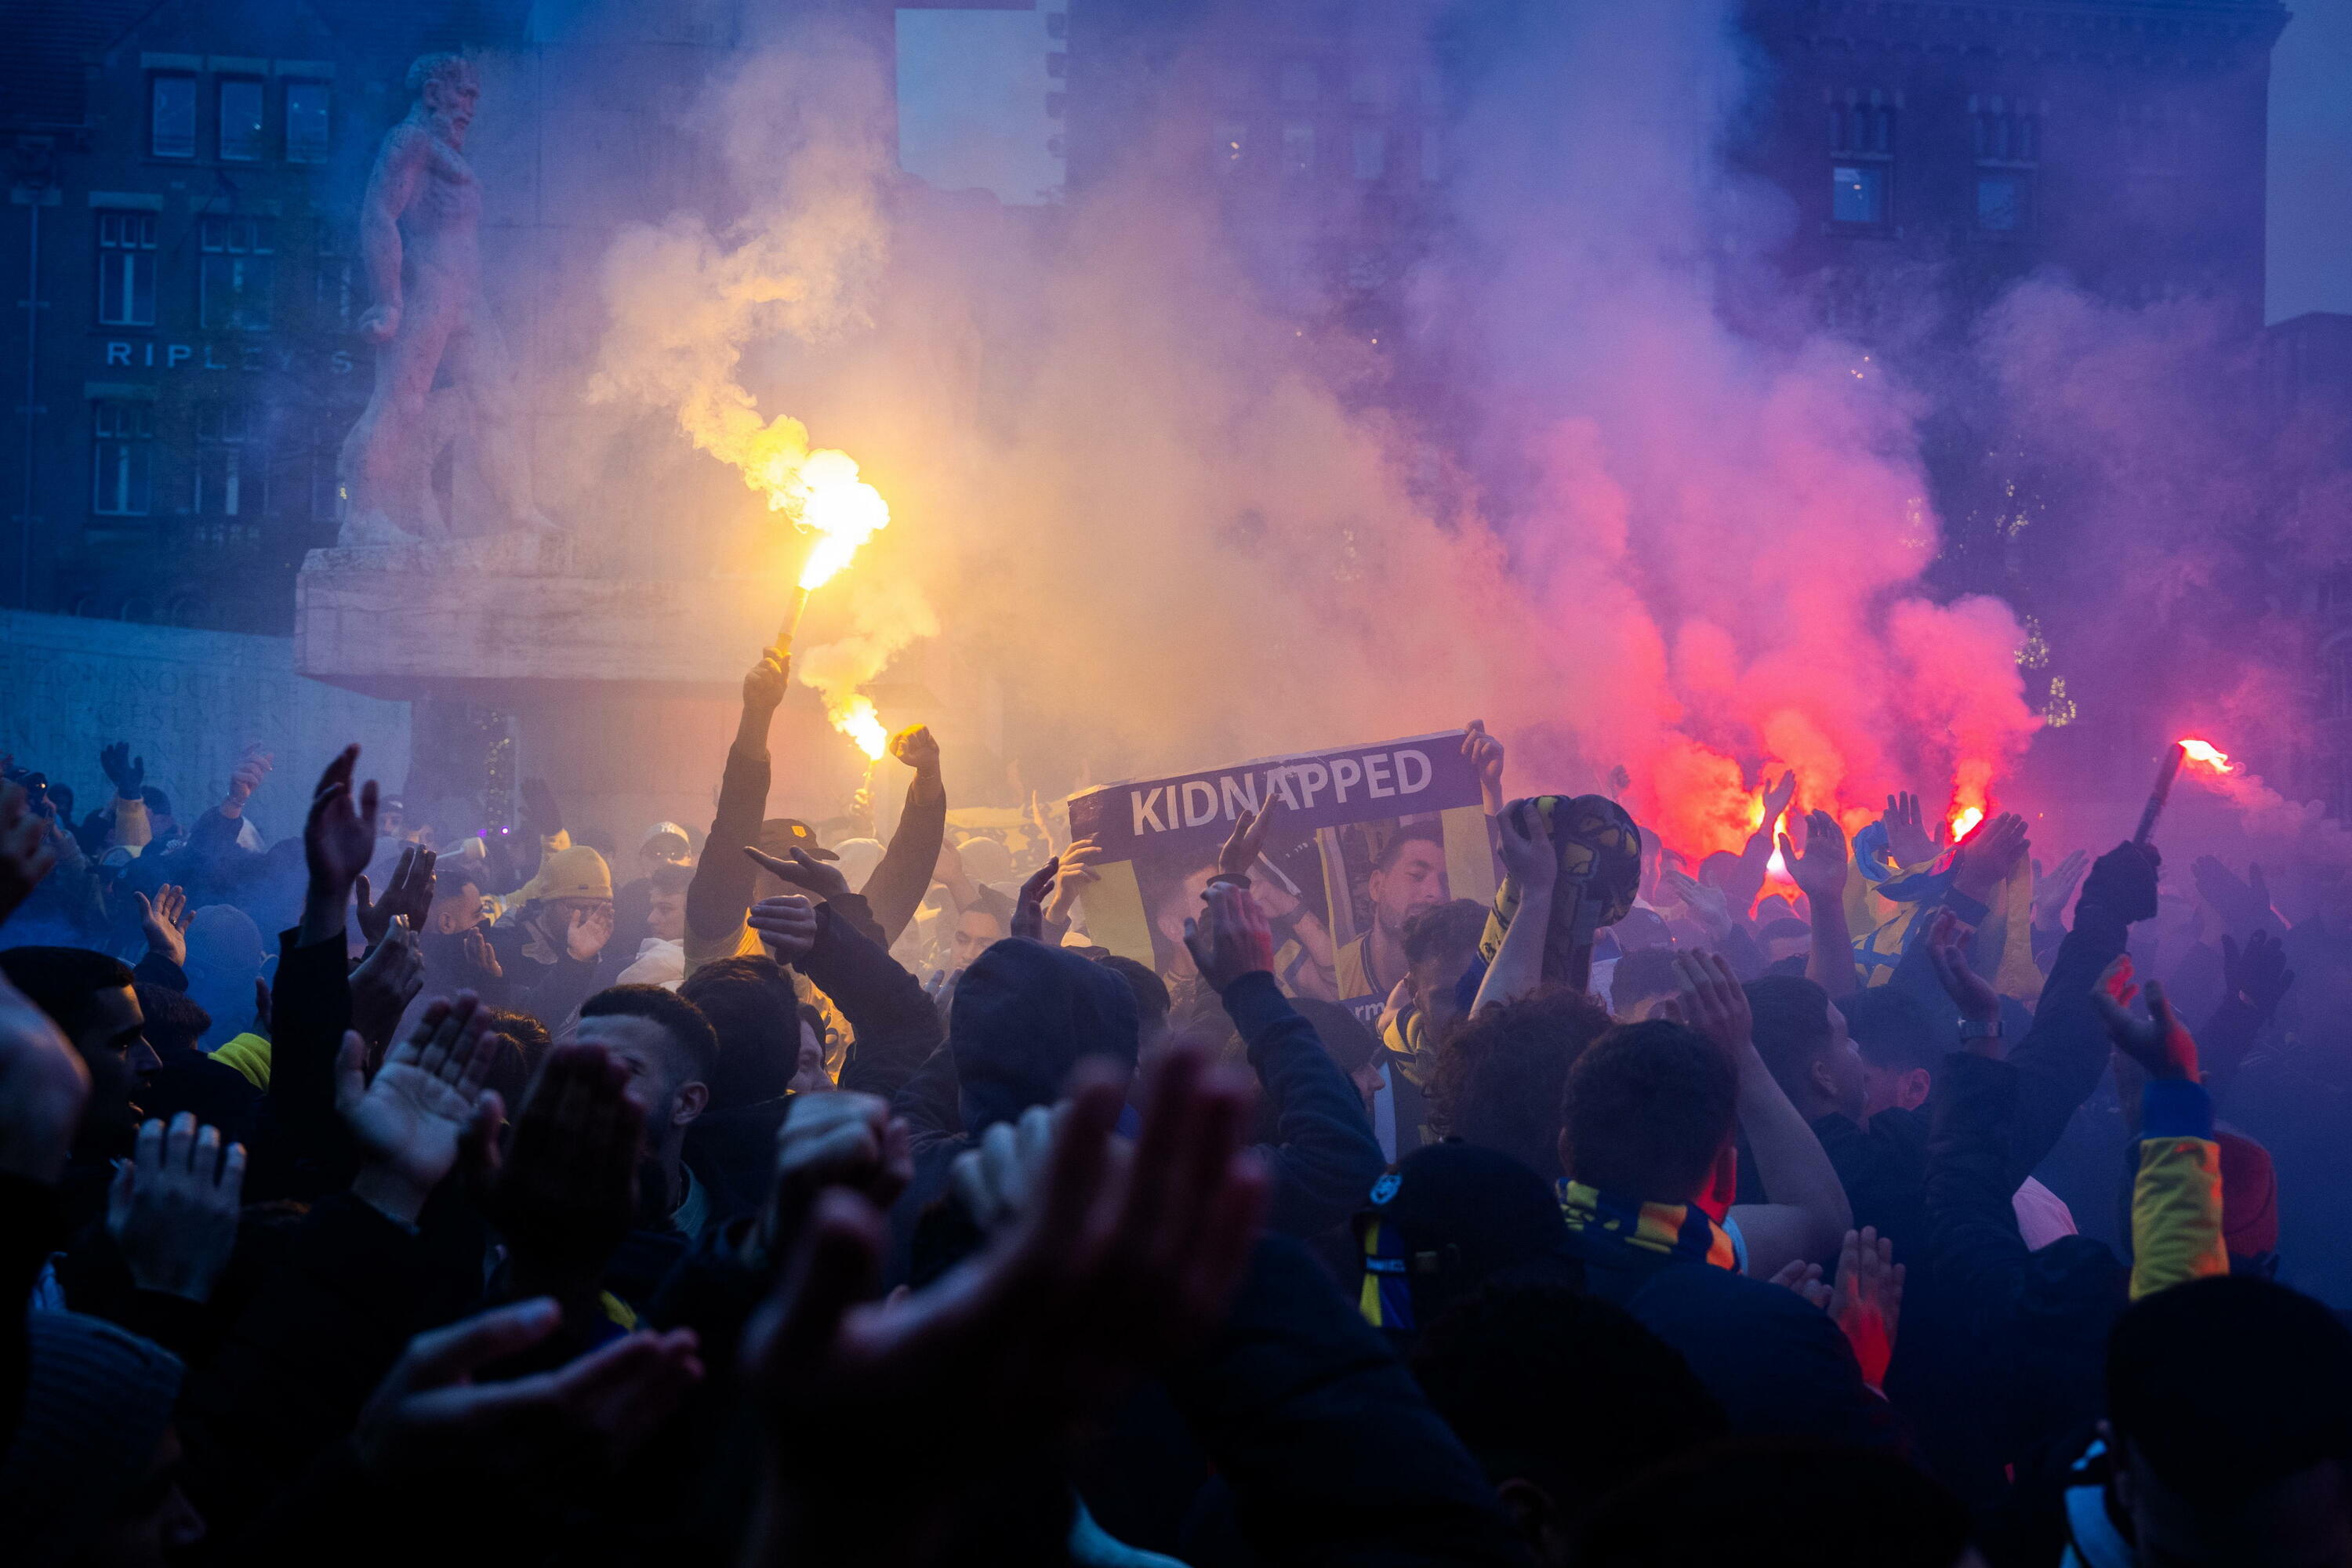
532, 845, 613, 903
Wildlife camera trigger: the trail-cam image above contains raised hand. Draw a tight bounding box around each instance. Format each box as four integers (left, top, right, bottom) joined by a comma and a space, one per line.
1462, 720, 1507, 816
480, 1044, 644, 1290
1950, 812, 2030, 904
106, 1112, 245, 1301
1044, 837, 1102, 925
748, 894, 820, 963
887, 724, 940, 774
2192, 855, 2280, 937
100, 740, 146, 800
1667, 950, 1752, 1058
223, 746, 273, 815
1012, 857, 1060, 942
743, 647, 790, 713
0, 966, 89, 1183
1182, 881, 1276, 991
745, 843, 851, 902
738, 1046, 1266, 1555
358, 844, 437, 947
339, 993, 503, 1223
354, 1298, 702, 1486
1214, 802, 1279, 883
2078, 840, 2161, 924
1495, 799, 1557, 896
2031, 848, 2090, 931
134, 884, 189, 969
1826, 1227, 1903, 1390
1760, 771, 1798, 831
1780, 809, 1849, 903
1923, 909, 2001, 1036
350, 919, 426, 1053
564, 902, 614, 962
950, 1102, 1056, 1235
0, 782, 59, 929
1880, 791, 1940, 868
765, 1090, 911, 1253
305, 744, 379, 901
1661, 866, 1733, 939
2093, 956, 2199, 1083
2220, 929, 2294, 1025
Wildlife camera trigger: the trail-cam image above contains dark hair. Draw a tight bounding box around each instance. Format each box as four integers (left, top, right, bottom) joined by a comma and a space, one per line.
1610, 947, 1682, 1014
1442, 989, 1615, 1178
1414, 1284, 1726, 1515
1839, 985, 1941, 1076
1294, 996, 1380, 1076
1614, 907, 1672, 953
579, 985, 719, 1087
477, 1007, 551, 1112
648, 860, 694, 895
0, 947, 136, 1036
1561, 1020, 1737, 1203
1402, 898, 1489, 967
1580, 1439, 1971, 1567
677, 956, 797, 1109
1096, 955, 1171, 1032
140, 786, 172, 818
2108, 1276, 2352, 1509
132, 983, 210, 1054
1744, 975, 1834, 1100
1374, 825, 1446, 874
1758, 916, 1811, 942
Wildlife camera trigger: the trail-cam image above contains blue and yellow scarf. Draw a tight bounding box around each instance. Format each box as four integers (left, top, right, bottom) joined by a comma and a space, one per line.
1558, 1179, 1738, 1272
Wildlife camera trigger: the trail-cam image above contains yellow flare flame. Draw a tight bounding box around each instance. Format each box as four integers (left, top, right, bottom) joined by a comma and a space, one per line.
1949, 805, 1985, 840
827, 695, 888, 761
774, 448, 890, 592
2179, 738, 2233, 773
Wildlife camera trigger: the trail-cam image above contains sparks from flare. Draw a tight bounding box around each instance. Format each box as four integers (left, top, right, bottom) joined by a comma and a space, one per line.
2180, 738, 2233, 774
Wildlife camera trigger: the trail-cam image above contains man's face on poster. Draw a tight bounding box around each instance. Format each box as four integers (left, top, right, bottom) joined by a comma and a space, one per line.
1370, 837, 1448, 938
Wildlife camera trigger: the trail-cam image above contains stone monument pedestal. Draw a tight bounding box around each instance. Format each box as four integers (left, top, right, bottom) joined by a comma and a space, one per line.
295, 541, 782, 847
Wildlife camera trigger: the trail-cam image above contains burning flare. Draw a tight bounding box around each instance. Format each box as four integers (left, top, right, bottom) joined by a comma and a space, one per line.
1949, 805, 1984, 841
830, 694, 889, 761
2180, 738, 2234, 774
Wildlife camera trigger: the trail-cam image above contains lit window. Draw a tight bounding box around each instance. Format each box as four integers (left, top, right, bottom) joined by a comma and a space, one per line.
92, 401, 155, 516
1213, 121, 1247, 173
1969, 96, 2038, 234
96, 211, 158, 327
1279, 61, 1317, 103
1831, 165, 1884, 223
1352, 124, 1386, 180
151, 76, 196, 158
1281, 122, 1315, 177
199, 216, 275, 331
194, 401, 267, 518
285, 82, 330, 163
219, 80, 265, 162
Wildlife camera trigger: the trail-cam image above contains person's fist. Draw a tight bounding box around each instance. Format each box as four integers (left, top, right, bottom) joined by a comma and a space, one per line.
2079, 841, 2161, 925
1182, 882, 1276, 992
889, 724, 940, 772
742, 648, 789, 711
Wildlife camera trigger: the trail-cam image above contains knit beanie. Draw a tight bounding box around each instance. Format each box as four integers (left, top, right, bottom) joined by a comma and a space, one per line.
0, 1311, 184, 1567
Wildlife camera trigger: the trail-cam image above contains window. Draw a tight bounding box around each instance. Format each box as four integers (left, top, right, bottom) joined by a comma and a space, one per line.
1213, 122, 1247, 174
1970, 96, 2038, 234
1279, 61, 1318, 103
151, 75, 196, 158
92, 401, 155, 515
199, 216, 274, 330
313, 227, 353, 326
96, 211, 158, 326
1352, 124, 1386, 180
218, 79, 265, 162
194, 401, 266, 519
1281, 122, 1315, 177
285, 82, 330, 163
1828, 95, 1896, 227
1832, 165, 1886, 223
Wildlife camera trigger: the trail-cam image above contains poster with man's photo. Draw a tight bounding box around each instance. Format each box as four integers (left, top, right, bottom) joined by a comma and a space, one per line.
1066, 732, 1496, 1022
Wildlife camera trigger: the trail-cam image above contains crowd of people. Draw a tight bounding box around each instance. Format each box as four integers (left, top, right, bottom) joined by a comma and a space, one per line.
2, 642, 2349, 1567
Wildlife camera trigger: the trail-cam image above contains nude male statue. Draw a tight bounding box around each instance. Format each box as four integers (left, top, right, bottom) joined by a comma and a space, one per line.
336, 53, 559, 546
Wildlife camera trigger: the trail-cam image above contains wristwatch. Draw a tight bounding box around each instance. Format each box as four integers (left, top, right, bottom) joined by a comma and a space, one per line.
1958, 1017, 2002, 1042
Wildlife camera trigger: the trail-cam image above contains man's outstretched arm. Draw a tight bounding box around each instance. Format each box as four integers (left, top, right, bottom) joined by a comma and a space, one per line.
860, 725, 946, 948
685, 648, 787, 968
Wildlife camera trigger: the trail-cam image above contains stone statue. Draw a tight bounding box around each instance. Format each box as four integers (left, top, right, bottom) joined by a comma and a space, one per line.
336, 53, 561, 547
